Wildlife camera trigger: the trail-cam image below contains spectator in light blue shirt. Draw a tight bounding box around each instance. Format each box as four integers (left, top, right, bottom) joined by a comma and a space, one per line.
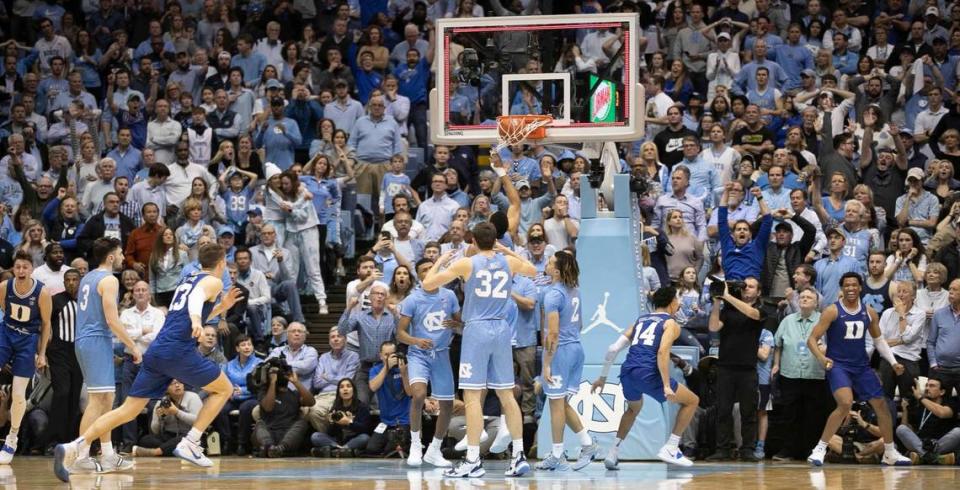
770, 24, 815, 91
927, 281, 960, 395
675, 136, 721, 208
106, 128, 143, 183
255, 97, 302, 170
896, 168, 941, 244
814, 228, 864, 304
349, 95, 404, 213
326, 80, 365, 137
284, 83, 324, 161
232, 34, 268, 87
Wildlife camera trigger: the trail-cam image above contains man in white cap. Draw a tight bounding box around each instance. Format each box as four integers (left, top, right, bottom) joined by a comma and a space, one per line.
923, 7, 950, 46
896, 167, 941, 244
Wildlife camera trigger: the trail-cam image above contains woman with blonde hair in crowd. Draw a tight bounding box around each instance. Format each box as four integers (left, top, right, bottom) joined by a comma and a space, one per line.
924, 159, 960, 204
174, 198, 215, 259
663, 208, 704, 281
15, 220, 48, 266
853, 184, 887, 237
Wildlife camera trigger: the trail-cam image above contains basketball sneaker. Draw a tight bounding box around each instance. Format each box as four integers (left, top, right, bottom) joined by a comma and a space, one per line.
99, 453, 135, 473
489, 426, 513, 454
604, 452, 620, 470
444, 458, 485, 478
407, 443, 423, 467
0, 436, 16, 464
423, 444, 452, 467
174, 437, 213, 467
657, 446, 694, 467
535, 452, 570, 471
881, 449, 912, 466
54, 442, 80, 482
71, 457, 103, 473
807, 445, 827, 467
572, 441, 599, 471
505, 452, 531, 477
454, 430, 488, 452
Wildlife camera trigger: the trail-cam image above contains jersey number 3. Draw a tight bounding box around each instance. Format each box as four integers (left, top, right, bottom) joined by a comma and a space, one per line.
79, 284, 90, 311
474, 270, 509, 298
844, 320, 865, 340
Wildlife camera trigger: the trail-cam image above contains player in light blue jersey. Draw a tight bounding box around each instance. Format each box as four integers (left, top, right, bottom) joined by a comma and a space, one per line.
422, 222, 536, 479
592, 286, 700, 469
537, 251, 599, 472
55, 244, 242, 482
397, 259, 461, 468
71, 238, 141, 473
805, 272, 910, 467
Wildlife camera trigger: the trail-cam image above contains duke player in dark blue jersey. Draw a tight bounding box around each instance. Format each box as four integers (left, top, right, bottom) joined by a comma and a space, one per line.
537, 252, 599, 472
0, 251, 52, 464
54, 243, 243, 482
397, 259, 461, 469
421, 222, 537, 478
805, 272, 911, 466
591, 286, 699, 469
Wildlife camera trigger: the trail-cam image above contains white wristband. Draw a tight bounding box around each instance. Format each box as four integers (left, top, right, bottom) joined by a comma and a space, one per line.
493, 165, 507, 177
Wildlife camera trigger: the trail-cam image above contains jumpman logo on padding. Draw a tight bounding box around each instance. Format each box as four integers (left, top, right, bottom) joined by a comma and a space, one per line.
581, 292, 623, 335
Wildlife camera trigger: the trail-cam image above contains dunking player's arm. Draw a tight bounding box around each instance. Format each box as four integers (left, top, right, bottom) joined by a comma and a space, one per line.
99, 276, 143, 363
806, 305, 904, 374
188, 276, 243, 339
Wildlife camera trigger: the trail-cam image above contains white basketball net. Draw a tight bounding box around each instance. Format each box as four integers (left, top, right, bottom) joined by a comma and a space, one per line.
493, 116, 552, 154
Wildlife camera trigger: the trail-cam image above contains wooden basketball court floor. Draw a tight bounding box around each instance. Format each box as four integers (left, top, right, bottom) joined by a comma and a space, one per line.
2, 457, 958, 489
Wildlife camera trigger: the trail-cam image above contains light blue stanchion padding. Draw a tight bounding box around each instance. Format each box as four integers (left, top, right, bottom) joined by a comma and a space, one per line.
535, 174, 682, 460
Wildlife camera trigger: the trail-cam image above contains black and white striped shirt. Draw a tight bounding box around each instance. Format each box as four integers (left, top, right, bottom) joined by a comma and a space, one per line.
51, 291, 78, 343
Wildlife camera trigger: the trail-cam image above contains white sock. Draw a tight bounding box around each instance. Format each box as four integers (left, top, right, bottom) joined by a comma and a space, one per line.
577, 429, 592, 447
3, 434, 16, 448
815, 440, 828, 451
884, 442, 896, 455
609, 444, 620, 458
187, 428, 203, 444
467, 445, 480, 462
411, 430, 421, 446
512, 439, 524, 457
499, 415, 507, 434
552, 443, 564, 458
613, 437, 623, 447
666, 434, 681, 450
101, 441, 115, 457
75, 437, 90, 459
429, 437, 443, 450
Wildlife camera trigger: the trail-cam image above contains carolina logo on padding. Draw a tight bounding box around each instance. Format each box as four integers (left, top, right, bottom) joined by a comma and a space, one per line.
581, 292, 623, 335
568, 381, 626, 433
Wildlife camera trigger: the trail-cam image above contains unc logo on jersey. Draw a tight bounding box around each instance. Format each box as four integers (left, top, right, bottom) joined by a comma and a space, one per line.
422, 311, 447, 332
459, 363, 473, 379
568, 381, 627, 434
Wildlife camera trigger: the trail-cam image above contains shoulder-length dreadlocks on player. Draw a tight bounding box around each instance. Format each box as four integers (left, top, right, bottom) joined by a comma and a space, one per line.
553, 251, 579, 288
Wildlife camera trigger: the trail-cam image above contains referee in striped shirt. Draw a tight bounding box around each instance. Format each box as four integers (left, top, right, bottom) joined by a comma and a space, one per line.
48, 268, 83, 447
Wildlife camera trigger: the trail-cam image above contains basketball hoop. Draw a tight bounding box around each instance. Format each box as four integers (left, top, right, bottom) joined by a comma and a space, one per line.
493, 115, 553, 153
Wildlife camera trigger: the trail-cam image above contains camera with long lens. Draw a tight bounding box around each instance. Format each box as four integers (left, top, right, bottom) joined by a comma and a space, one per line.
330, 411, 344, 422
247, 353, 293, 393
708, 276, 744, 300
159, 397, 172, 409
458, 48, 482, 86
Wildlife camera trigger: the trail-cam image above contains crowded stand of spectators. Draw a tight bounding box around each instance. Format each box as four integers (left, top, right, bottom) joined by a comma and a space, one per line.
0, 0, 959, 467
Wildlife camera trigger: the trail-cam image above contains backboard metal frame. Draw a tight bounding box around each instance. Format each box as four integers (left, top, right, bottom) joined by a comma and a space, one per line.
429, 13, 644, 146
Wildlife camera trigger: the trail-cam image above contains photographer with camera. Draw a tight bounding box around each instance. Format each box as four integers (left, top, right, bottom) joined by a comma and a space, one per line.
132, 380, 202, 457
253, 357, 316, 458
896, 377, 960, 465
717, 183, 773, 282
706, 276, 766, 462
309, 378, 372, 457
365, 340, 413, 456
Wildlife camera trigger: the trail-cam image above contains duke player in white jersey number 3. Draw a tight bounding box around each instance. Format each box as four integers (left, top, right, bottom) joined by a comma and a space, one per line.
54, 243, 243, 482
421, 222, 537, 478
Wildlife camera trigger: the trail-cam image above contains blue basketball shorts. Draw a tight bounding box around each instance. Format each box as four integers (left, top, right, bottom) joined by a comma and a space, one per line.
407, 348, 455, 401
620, 365, 678, 403
542, 342, 584, 399
826, 362, 884, 401
0, 326, 38, 378
458, 319, 514, 390
129, 347, 223, 399
75, 335, 116, 393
